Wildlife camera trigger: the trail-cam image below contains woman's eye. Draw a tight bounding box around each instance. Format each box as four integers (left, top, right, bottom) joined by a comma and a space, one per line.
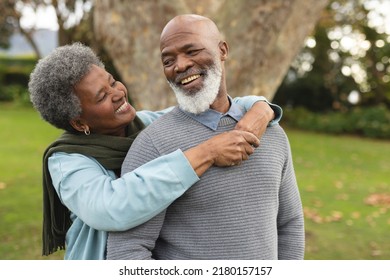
98, 93, 107, 102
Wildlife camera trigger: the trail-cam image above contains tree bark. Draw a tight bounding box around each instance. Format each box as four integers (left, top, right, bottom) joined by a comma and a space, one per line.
94, 0, 329, 110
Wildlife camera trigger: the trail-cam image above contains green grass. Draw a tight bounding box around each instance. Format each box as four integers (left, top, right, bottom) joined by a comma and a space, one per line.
287, 128, 390, 259
0, 103, 63, 260
0, 104, 389, 260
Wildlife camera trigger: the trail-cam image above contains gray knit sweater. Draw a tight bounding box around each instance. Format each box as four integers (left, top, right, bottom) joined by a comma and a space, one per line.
107, 107, 304, 260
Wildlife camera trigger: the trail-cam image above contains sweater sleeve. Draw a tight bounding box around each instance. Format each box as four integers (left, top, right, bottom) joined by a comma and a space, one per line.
276, 131, 305, 259
107, 131, 169, 259
48, 148, 198, 232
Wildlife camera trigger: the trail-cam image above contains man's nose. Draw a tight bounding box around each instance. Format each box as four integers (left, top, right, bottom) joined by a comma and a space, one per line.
174, 56, 193, 73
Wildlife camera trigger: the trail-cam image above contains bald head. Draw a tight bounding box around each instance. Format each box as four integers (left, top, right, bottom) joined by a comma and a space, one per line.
160, 14, 222, 50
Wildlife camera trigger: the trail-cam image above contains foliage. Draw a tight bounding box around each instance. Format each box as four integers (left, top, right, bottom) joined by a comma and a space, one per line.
0, 55, 37, 78
1, 0, 92, 58
0, 84, 30, 104
275, 0, 390, 111
0, 105, 389, 260
0, 0, 44, 58
282, 105, 390, 139
0, 1, 14, 49
0, 56, 37, 104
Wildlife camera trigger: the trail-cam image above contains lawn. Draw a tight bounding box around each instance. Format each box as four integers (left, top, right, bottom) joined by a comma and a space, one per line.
288, 129, 390, 259
0, 104, 389, 260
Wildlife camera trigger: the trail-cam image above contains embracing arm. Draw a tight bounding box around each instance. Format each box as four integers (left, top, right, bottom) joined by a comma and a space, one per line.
137, 96, 283, 137
48, 128, 259, 232
232, 96, 283, 138
48, 150, 198, 231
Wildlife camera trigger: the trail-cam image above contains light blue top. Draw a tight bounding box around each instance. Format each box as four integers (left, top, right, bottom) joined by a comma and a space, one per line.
47, 96, 282, 259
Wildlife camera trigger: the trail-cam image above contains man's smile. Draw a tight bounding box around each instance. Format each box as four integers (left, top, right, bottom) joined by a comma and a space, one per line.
180, 74, 201, 85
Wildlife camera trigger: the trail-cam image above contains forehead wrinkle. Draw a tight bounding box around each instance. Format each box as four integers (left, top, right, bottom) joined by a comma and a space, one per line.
160, 31, 197, 52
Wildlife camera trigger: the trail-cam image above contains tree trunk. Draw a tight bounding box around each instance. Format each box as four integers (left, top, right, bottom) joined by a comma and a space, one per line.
94, 0, 328, 110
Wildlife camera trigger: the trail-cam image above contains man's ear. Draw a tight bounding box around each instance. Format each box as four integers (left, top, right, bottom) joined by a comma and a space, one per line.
219, 41, 229, 61
70, 118, 89, 133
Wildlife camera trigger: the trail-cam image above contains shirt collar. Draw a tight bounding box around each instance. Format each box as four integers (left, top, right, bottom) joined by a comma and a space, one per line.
181, 96, 245, 130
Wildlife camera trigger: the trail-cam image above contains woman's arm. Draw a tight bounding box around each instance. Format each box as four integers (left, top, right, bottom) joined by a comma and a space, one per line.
137, 96, 283, 133
232, 95, 283, 126
49, 150, 198, 232
48, 129, 258, 232
232, 96, 283, 138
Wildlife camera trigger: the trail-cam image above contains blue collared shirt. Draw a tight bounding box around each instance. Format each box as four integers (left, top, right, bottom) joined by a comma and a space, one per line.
181, 96, 281, 130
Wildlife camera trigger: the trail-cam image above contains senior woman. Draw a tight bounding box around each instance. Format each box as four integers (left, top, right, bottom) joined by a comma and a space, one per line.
28, 42, 282, 260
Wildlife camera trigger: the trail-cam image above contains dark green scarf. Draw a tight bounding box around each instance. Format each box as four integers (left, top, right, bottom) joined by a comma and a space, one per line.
42, 116, 145, 256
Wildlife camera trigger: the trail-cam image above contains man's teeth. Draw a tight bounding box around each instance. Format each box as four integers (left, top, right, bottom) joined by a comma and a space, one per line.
181, 74, 200, 85
116, 102, 127, 113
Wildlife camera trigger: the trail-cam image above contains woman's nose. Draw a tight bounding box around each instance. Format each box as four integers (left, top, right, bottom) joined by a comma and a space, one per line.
111, 87, 125, 100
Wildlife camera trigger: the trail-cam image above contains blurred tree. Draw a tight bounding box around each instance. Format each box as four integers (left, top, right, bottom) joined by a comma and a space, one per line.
0, 2, 13, 49
275, 0, 390, 111
0, 0, 91, 58
94, 0, 328, 110
50, 0, 91, 46
0, 0, 42, 57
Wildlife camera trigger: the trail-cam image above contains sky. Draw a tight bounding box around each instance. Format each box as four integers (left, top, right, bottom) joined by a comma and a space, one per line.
20, 5, 59, 31
19, 2, 91, 31
19, 1, 390, 33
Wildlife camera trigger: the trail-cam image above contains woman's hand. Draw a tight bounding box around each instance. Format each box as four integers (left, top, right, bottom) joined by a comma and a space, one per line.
184, 130, 260, 176
234, 101, 274, 139
207, 130, 259, 166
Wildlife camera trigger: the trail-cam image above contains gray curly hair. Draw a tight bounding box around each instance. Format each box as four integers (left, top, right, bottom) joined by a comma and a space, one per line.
29, 42, 104, 132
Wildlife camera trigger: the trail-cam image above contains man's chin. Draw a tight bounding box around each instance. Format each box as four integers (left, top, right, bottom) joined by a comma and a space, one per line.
176, 93, 215, 115
178, 86, 201, 97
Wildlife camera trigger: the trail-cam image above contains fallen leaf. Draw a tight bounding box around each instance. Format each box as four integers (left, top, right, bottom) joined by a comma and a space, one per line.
365, 193, 390, 208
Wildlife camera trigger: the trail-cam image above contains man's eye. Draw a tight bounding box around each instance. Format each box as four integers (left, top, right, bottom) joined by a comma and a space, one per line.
111, 80, 117, 87
163, 59, 174, 67
188, 49, 200, 56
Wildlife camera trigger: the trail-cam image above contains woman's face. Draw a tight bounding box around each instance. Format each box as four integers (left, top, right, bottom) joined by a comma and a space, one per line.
73, 65, 136, 137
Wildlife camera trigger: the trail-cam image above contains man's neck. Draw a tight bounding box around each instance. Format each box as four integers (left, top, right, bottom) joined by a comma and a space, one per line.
209, 93, 230, 113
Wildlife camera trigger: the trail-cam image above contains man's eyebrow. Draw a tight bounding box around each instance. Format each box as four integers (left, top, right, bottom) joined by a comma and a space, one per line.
161, 43, 197, 58
94, 73, 112, 98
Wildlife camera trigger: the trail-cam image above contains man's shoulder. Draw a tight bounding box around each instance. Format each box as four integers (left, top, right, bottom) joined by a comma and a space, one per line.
263, 124, 290, 146
266, 123, 285, 135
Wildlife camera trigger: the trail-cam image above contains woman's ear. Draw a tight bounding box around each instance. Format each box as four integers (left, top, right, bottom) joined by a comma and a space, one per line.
70, 118, 89, 134
219, 41, 229, 61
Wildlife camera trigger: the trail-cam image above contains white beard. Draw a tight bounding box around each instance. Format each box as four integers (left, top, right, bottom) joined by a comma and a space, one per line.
168, 63, 222, 114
